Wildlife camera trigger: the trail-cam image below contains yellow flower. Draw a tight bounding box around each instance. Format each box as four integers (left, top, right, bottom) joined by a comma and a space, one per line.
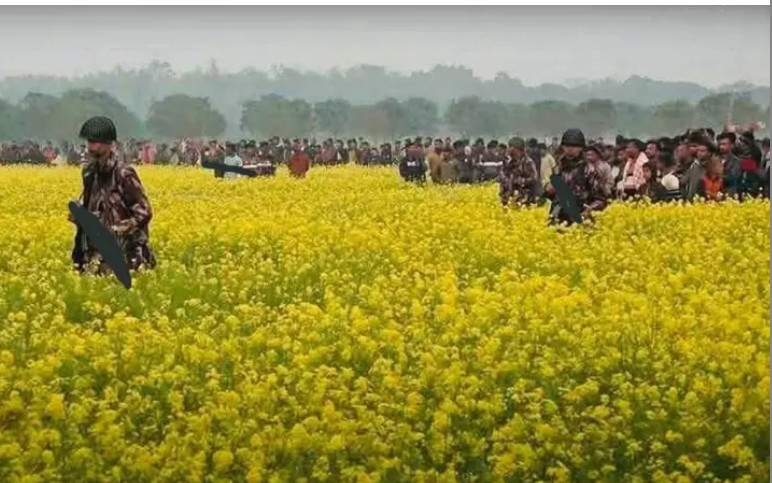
0, 166, 768, 481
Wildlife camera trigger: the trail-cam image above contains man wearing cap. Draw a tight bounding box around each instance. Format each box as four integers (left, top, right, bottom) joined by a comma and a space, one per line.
498, 137, 538, 207
545, 128, 608, 225
69, 116, 156, 274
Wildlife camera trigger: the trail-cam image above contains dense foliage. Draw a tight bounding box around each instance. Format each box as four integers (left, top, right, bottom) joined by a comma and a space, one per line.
0, 166, 768, 481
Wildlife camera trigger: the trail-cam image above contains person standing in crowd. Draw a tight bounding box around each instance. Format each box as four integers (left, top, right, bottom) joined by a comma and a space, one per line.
697, 154, 725, 201
620, 139, 649, 198
636, 162, 657, 200
717, 132, 741, 196
289, 144, 311, 178
545, 128, 608, 225
222, 142, 243, 180
347, 139, 359, 165
681, 135, 713, 201
398, 140, 427, 183
674, 139, 693, 177
538, 142, 557, 197
456, 144, 476, 184
656, 151, 682, 202
426, 140, 444, 184
585, 144, 613, 198
498, 137, 538, 207
644, 139, 659, 164
439, 141, 461, 184
69, 116, 156, 274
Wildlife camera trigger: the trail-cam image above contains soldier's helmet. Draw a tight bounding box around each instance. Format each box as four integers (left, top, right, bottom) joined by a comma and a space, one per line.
560, 128, 586, 147
79, 116, 117, 143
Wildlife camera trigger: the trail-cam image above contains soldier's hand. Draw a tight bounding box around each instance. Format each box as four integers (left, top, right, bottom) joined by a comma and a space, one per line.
111, 219, 136, 234
67, 212, 76, 224
545, 183, 556, 198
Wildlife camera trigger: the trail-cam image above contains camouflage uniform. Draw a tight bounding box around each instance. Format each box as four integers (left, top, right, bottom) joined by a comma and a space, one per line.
549, 154, 608, 224
498, 154, 538, 206
72, 153, 156, 274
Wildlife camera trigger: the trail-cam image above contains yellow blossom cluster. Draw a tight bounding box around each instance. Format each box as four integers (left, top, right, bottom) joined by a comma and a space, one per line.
0, 165, 768, 482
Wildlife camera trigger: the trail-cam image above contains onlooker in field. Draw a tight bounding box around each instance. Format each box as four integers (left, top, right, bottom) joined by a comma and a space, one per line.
222, 142, 243, 179
538, 142, 557, 198
585, 144, 613, 197
645, 139, 659, 164
620, 139, 648, 198
636, 162, 657, 200
697, 154, 725, 201
656, 151, 682, 202
682, 135, 714, 201
674, 140, 693, 177
717, 132, 741, 196
288, 145, 310, 178
426, 140, 445, 184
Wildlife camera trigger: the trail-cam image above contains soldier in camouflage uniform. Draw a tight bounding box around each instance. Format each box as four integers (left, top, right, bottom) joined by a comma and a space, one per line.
498, 137, 538, 206
69, 116, 156, 275
545, 128, 608, 225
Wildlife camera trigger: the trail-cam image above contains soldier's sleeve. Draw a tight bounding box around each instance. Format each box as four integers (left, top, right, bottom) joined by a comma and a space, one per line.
586, 170, 608, 212
118, 166, 153, 233
527, 158, 538, 185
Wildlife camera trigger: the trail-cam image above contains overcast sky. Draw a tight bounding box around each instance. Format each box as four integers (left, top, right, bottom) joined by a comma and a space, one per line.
0, 6, 769, 87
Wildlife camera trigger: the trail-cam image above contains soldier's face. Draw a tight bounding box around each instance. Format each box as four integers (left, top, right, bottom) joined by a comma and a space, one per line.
87, 141, 112, 160
562, 146, 582, 159
585, 150, 598, 164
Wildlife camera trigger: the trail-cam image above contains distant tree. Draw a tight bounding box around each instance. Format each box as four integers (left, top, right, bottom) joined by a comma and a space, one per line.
445, 96, 485, 137
349, 105, 392, 141
16, 92, 59, 140
240, 94, 313, 138
615, 102, 654, 138
696, 93, 732, 128
147, 94, 225, 139
529, 100, 574, 136
314, 98, 351, 137
48, 89, 145, 141
503, 103, 531, 136
653, 100, 695, 135
401, 97, 439, 136
479, 100, 510, 138
575, 99, 617, 138
374, 97, 408, 139
0, 98, 18, 140
730, 93, 764, 126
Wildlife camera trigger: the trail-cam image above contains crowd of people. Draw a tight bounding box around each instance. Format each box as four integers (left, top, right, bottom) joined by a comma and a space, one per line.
2, 125, 770, 209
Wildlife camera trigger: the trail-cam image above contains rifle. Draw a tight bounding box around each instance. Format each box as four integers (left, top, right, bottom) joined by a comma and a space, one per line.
71, 169, 96, 272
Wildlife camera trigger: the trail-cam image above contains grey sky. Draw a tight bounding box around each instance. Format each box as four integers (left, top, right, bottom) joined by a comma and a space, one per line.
0, 6, 769, 87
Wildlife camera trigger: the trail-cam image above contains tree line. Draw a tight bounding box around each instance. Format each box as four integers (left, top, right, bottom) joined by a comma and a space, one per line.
0, 88, 768, 142
0, 61, 768, 138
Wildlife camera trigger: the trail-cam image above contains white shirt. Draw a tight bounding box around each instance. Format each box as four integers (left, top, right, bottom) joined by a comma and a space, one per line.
223, 155, 243, 179
661, 172, 680, 191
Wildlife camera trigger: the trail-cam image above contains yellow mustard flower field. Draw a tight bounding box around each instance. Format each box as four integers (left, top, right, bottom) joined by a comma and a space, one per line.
0, 166, 769, 482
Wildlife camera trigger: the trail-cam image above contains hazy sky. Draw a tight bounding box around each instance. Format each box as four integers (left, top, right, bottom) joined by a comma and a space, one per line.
0, 6, 769, 87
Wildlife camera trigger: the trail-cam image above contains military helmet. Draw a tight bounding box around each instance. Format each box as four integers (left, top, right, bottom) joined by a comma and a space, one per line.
560, 128, 586, 147
508, 137, 525, 148
79, 116, 117, 143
